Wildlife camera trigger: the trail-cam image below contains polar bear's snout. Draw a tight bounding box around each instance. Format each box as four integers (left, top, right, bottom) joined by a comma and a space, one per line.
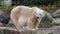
36, 17, 40, 19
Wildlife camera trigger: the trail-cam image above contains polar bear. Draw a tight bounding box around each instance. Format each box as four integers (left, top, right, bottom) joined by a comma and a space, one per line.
10, 6, 45, 31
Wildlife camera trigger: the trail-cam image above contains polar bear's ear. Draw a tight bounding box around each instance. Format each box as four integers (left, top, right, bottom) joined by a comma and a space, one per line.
33, 9, 37, 13
32, 7, 38, 13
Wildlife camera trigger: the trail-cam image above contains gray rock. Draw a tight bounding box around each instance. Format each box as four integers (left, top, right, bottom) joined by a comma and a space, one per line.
0, 13, 10, 24
0, 22, 3, 26
51, 26, 60, 34
8, 19, 13, 24
52, 8, 60, 17
0, 10, 5, 15
52, 18, 60, 24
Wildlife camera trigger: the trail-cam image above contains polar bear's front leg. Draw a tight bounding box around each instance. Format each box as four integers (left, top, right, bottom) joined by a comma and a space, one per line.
26, 18, 37, 31
12, 17, 24, 31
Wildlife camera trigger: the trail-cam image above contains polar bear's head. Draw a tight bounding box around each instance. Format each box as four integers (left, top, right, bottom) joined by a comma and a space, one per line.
32, 7, 45, 19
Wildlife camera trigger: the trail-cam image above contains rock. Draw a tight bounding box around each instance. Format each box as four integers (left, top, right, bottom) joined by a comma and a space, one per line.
52, 8, 60, 17
8, 19, 13, 24
0, 22, 3, 26
0, 13, 10, 24
0, 10, 5, 15
52, 18, 60, 24
52, 26, 60, 34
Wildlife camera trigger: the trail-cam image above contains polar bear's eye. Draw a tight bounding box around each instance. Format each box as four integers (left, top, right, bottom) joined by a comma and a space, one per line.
35, 12, 36, 13
39, 14, 41, 15
34, 11, 37, 13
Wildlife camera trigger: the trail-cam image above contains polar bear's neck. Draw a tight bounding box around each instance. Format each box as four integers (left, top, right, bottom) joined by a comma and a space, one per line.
32, 7, 45, 13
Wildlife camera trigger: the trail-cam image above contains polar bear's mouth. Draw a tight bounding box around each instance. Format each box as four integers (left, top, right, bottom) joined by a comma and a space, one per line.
36, 17, 40, 19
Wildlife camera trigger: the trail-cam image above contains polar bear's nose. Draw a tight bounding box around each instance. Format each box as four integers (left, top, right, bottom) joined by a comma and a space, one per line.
36, 17, 39, 19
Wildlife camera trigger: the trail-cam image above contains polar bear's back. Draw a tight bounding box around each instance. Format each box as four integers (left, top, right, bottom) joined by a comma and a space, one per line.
11, 6, 34, 17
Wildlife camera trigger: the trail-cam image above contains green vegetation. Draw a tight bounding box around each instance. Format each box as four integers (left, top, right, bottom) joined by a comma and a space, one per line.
48, 33, 53, 34
0, 30, 4, 34
4, 24, 15, 28
0, 6, 16, 13
39, 22, 53, 28
13, 0, 57, 6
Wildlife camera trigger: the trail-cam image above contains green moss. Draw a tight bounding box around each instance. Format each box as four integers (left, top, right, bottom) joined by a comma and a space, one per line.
4, 24, 15, 28
0, 6, 16, 13
0, 30, 4, 34
39, 22, 53, 28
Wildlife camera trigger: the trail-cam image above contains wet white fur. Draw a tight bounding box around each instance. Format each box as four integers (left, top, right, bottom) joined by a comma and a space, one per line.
33, 7, 45, 19
11, 6, 46, 31
33, 7, 45, 26
18, 16, 27, 27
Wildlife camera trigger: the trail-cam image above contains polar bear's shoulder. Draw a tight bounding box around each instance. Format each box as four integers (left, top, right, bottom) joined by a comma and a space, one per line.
32, 7, 45, 13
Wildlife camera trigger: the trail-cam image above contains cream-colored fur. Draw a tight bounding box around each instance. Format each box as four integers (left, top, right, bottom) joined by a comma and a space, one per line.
10, 6, 39, 31
10, 5, 46, 32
